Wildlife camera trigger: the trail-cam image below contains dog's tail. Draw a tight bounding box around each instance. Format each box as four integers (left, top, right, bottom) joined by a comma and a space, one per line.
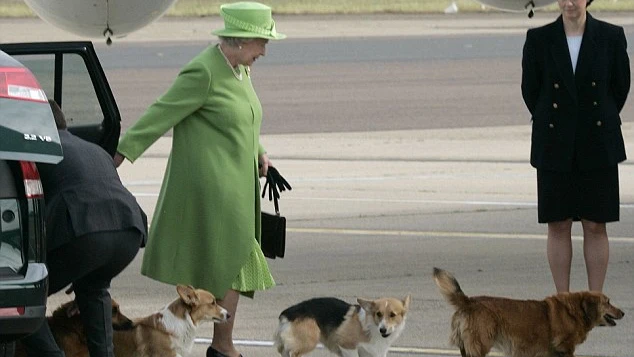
433, 267, 469, 309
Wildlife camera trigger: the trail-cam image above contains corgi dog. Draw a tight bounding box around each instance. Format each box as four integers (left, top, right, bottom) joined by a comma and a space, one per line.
113, 284, 229, 357
17, 285, 227, 357
274, 295, 410, 357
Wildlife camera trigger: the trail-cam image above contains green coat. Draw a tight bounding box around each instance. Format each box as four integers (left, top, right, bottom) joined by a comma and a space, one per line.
117, 45, 266, 298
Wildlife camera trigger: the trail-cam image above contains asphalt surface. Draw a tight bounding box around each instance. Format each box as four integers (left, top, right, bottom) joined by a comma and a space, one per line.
2, 11, 634, 357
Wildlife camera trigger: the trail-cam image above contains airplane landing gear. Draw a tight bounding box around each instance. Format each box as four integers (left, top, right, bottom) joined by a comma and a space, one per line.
103, 27, 113, 46
524, 0, 536, 18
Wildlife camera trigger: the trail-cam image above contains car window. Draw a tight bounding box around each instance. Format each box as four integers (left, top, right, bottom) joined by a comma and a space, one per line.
11, 53, 103, 128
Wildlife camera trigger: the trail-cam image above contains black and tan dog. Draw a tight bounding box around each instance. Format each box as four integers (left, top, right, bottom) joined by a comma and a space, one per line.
433, 267, 624, 357
274, 295, 410, 357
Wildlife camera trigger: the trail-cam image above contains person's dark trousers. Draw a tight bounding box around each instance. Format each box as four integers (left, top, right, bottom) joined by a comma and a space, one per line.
23, 228, 142, 357
22, 321, 65, 357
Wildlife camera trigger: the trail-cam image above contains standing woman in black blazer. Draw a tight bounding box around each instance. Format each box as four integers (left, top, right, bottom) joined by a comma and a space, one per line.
522, 0, 630, 292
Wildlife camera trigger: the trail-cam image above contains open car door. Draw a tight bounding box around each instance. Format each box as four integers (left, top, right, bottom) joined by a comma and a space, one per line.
0, 42, 121, 156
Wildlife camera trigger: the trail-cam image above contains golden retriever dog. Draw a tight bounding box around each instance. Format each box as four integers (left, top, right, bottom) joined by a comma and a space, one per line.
15, 298, 133, 357
433, 267, 624, 357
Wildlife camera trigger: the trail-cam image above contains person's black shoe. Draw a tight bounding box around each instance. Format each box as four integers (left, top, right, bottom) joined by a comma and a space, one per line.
206, 346, 243, 357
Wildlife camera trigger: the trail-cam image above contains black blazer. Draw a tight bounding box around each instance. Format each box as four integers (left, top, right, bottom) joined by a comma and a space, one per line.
38, 130, 148, 251
521, 13, 630, 172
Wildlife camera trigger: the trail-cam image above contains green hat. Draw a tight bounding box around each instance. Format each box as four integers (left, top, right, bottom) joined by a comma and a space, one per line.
212, 2, 286, 40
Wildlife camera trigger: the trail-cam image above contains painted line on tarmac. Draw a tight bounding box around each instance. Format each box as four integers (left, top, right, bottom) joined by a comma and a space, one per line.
128, 191, 634, 209
288, 196, 634, 209
194, 338, 491, 356
194, 339, 605, 357
290, 196, 538, 207
130, 192, 536, 206
288, 227, 634, 243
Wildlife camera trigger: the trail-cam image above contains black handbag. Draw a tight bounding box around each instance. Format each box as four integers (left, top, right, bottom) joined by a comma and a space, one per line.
260, 167, 291, 259
261, 211, 286, 259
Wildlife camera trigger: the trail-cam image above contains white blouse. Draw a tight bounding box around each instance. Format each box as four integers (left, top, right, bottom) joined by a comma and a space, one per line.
566, 35, 583, 73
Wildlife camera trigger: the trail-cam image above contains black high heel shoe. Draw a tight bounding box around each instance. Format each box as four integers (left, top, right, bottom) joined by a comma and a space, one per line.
206, 346, 243, 357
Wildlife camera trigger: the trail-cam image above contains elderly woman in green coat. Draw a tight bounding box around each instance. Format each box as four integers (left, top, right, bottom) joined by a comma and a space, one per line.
113, 3, 286, 357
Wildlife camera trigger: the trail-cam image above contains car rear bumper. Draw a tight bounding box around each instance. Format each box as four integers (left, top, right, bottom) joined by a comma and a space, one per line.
0, 263, 48, 342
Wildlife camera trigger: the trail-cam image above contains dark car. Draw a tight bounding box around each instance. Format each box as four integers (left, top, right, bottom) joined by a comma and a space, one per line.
0, 50, 59, 356
0, 42, 121, 356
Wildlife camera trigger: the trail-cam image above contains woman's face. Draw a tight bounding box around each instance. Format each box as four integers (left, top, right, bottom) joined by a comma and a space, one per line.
238, 38, 269, 66
558, 0, 587, 21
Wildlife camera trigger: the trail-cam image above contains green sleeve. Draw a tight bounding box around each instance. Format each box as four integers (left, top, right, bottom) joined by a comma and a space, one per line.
117, 60, 211, 162
258, 143, 266, 156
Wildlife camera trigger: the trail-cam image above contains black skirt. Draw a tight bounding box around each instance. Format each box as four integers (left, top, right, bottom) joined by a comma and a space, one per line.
537, 165, 620, 223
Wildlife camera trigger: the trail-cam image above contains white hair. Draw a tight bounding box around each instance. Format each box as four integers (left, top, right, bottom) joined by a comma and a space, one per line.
218, 36, 256, 48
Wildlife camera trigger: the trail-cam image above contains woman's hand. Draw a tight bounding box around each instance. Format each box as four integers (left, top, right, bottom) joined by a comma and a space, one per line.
113, 152, 126, 168
258, 153, 271, 177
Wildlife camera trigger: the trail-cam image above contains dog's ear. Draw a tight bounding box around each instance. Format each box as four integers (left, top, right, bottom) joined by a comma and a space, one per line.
111, 299, 135, 331
176, 284, 200, 306
581, 294, 600, 326
357, 298, 374, 311
403, 295, 411, 310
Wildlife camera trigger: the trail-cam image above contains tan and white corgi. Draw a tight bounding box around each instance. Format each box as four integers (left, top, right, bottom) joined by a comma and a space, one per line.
113, 284, 229, 357
274, 295, 410, 357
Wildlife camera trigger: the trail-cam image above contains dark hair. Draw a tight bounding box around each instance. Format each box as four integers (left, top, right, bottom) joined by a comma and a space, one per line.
48, 99, 67, 129
587, 0, 593, 5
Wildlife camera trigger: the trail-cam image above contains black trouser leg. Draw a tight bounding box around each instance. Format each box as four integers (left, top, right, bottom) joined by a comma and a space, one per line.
22, 320, 65, 357
73, 284, 113, 357
67, 229, 141, 357
29, 229, 141, 357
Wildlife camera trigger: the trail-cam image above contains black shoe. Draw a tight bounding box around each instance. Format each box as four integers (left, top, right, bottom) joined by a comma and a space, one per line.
206, 346, 243, 357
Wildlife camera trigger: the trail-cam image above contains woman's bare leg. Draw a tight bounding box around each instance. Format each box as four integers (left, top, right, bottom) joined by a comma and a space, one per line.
211, 289, 241, 357
547, 219, 574, 292
581, 220, 609, 292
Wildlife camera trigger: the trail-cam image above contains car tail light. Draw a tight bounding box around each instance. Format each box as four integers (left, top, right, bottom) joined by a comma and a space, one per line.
20, 161, 44, 199
0, 66, 47, 102
0, 307, 25, 316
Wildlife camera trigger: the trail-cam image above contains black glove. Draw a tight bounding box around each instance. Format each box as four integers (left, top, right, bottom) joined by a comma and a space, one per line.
261, 166, 292, 212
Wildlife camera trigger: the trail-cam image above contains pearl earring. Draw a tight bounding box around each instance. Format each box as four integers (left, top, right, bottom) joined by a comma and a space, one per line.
239, 45, 242, 50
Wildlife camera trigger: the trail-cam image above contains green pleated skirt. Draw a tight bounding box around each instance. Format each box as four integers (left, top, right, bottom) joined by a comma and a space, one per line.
231, 238, 275, 298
